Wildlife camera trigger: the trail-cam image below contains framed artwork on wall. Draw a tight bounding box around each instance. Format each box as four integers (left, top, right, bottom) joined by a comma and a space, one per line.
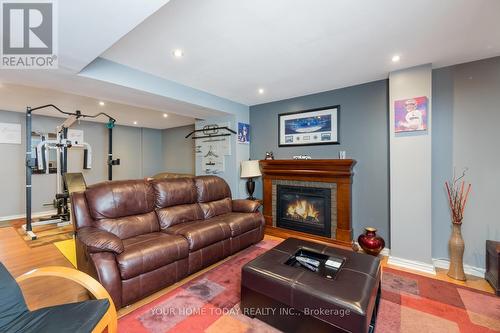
394, 96, 428, 133
278, 105, 340, 147
237, 122, 250, 144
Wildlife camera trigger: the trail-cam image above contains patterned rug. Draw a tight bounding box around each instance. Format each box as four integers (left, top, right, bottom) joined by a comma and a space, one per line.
119, 240, 500, 333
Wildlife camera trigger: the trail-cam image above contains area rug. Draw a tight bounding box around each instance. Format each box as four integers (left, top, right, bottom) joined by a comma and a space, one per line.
119, 240, 500, 333
53, 238, 77, 267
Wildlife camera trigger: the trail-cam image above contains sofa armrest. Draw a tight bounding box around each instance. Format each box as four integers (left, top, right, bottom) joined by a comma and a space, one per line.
232, 199, 261, 213
77, 227, 124, 254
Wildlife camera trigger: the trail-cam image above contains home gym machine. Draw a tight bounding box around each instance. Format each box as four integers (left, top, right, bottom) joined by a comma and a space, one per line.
24, 104, 120, 240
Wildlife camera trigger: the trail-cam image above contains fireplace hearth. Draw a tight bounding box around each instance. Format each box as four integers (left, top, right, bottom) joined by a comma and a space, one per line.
277, 185, 331, 237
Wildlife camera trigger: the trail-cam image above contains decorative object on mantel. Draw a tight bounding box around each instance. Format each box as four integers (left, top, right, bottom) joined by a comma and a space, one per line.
241, 160, 262, 200
292, 155, 311, 160
358, 227, 385, 256
445, 169, 471, 281
338, 150, 346, 159
278, 106, 340, 147
265, 152, 274, 160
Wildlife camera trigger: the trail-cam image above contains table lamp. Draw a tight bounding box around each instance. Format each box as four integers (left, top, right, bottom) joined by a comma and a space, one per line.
240, 160, 262, 200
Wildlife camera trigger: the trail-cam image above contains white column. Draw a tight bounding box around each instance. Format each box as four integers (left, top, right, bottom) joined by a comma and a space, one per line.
388, 64, 435, 274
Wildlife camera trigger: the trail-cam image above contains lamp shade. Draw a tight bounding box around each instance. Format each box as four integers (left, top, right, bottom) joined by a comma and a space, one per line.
240, 160, 262, 178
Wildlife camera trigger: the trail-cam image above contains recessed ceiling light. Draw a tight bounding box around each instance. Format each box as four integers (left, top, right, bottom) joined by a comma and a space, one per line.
99, 101, 105, 106
163, 113, 168, 118
133, 121, 138, 125
258, 88, 265, 95
173, 49, 184, 58
392, 55, 401, 62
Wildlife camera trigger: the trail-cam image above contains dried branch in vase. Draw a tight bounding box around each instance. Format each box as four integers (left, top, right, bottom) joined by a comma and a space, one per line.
445, 168, 471, 225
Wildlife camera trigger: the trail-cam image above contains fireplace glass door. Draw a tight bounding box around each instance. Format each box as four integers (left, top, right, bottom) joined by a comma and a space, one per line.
276, 185, 331, 237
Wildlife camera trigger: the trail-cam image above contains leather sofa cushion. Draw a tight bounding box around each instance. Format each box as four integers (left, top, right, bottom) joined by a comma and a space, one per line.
164, 219, 231, 251
117, 233, 189, 280
85, 180, 155, 220
195, 176, 231, 203
156, 203, 204, 229
94, 211, 160, 240
207, 212, 264, 237
152, 178, 197, 208
199, 198, 232, 219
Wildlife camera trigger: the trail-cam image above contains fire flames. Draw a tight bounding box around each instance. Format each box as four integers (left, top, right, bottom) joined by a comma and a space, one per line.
286, 200, 320, 222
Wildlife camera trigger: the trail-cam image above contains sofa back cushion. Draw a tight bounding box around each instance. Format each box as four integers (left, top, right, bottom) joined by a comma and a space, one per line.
199, 198, 232, 219
195, 176, 232, 218
156, 204, 204, 229
195, 176, 231, 203
84, 180, 159, 239
94, 212, 159, 240
152, 178, 197, 208
152, 178, 203, 229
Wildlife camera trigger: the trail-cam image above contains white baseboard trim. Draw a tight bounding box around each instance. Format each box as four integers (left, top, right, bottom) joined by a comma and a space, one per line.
355, 244, 485, 279
432, 259, 485, 278
0, 210, 57, 222
388, 256, 437, 275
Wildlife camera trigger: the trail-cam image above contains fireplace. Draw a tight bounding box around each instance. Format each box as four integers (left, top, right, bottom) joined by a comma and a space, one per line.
276, 185, 331, 237
260, 159, 355, 245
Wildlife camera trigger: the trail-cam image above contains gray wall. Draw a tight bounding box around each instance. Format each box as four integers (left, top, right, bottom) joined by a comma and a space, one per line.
142, 128, 164, 178
250, 80, 390, 243
433, 56, 500, 269
0, 110, 165, 217
432, 66, 455, 262
162, 124, 195, 174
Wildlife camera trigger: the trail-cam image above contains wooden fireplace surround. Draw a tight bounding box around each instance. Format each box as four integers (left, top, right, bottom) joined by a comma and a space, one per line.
260, 159, 356, 247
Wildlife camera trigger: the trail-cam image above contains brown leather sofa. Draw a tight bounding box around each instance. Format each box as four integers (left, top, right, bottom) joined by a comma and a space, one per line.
71, 176, 264, 309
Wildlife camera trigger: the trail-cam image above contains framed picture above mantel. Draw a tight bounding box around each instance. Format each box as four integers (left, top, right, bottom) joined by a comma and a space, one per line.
278, 105, 340, 147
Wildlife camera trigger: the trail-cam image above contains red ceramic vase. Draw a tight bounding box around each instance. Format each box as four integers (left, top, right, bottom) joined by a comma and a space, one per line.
358, 227, 385, 256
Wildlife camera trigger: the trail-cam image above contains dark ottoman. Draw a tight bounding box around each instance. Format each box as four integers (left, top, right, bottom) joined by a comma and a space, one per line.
486, 240, 500, 296
241, 238, 381, 333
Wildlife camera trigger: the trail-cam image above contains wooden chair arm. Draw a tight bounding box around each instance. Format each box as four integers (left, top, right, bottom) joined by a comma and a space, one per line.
16, 266, 117, 333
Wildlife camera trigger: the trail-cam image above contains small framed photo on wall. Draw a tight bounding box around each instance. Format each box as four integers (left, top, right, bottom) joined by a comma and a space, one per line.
237, 122, 250, 144
278, 105, 339, 147
394, 96, 428, 133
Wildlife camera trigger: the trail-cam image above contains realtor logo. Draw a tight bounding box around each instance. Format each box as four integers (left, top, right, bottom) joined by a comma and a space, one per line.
1, 0, 58, 69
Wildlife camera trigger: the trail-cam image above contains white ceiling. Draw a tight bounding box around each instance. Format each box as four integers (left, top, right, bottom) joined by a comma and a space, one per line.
0, 83, 194, 129
58, 0, 170, 72
0, 68, 226, 122
102, 0, 500, 105
0, 0, 224, 128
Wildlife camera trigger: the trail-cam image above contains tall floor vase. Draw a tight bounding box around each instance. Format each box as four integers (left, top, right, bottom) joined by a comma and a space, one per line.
447, 223, 466, 281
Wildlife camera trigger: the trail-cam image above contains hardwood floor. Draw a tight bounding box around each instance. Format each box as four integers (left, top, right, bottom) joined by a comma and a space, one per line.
0, 226, 494, 318
0, 226, 88, 310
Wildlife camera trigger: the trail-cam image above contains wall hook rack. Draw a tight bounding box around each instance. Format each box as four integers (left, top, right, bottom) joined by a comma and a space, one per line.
185, 124, 236, 140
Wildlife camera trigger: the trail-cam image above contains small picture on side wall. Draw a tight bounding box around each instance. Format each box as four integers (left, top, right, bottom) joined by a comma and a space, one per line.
394, 96, 428, 133
237, 122, 250, 144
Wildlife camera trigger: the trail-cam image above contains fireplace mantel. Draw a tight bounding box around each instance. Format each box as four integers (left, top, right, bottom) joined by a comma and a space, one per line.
260, 159, 356, 246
